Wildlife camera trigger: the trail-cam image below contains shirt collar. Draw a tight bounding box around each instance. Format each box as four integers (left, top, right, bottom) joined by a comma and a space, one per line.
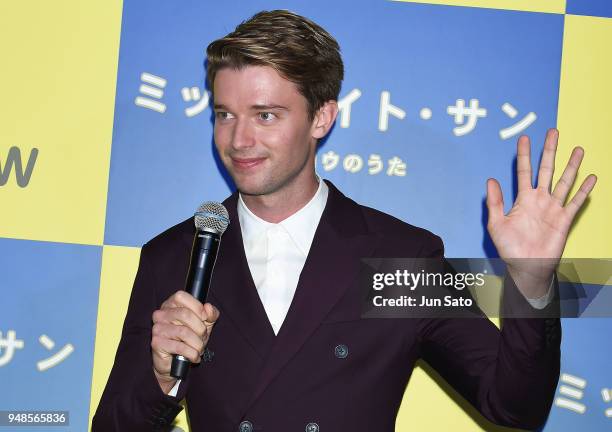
238, 176, 329, 257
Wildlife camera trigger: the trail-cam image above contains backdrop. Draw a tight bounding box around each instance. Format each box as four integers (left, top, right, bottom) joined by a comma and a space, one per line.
1, 0, 610, 430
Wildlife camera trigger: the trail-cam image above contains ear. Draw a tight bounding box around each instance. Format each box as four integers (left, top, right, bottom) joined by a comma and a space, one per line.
311, 100, 339, 140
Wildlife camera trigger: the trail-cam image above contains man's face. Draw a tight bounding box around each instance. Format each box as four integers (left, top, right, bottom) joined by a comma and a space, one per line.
213, 65, 317, 197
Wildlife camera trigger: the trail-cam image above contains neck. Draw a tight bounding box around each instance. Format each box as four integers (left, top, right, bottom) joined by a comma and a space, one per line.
241, 172, 319, 223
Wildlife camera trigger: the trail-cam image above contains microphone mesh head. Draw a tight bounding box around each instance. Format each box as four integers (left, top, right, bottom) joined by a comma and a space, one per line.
194, 202, 230, 234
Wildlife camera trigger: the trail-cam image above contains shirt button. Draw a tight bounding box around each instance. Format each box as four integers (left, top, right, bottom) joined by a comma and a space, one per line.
239, 420, 253, 432
306, 422, 319, 432
334, 344, 348, 359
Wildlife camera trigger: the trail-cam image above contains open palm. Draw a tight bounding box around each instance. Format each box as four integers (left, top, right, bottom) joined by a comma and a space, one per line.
486, 129, 597, 298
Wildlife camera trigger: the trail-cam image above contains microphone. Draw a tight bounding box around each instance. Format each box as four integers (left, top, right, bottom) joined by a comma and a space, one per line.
170, 201, 229, 380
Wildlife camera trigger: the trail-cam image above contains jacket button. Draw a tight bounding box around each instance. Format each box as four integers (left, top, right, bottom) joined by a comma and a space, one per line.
202, 347, 214, 362
306, 422, 319, 432
334, 344, 348, 359
239, 420, 253, 432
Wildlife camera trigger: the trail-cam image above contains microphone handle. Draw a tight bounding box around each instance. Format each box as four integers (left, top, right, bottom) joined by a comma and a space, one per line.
171, 230, 220, 380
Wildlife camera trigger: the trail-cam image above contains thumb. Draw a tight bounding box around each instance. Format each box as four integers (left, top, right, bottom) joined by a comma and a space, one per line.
202, 302, 220, 325
486, 178, 504, 228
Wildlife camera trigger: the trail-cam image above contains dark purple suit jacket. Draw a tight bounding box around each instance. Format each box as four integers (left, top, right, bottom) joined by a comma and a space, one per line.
92, 180, 560, 431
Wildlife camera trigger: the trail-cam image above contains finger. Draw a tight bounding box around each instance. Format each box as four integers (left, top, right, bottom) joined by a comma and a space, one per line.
516, 135, 533, 192
565, 174, 597, 220
536, 128, 558, 192
486, 178, 504, 228
151, 335, 201, 364
152, 322, 206, 358
552, 146, 584, 204
202, 303, 220, 326
152, 307, 206, 339
161, 291, 205, 318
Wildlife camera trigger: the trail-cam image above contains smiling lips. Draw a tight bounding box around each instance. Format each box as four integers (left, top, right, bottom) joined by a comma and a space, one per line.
231, 157, 266, 170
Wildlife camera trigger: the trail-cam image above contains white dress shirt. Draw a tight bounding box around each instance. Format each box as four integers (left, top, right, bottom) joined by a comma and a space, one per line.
238, 177, 329, 335
167, 178, 552, 396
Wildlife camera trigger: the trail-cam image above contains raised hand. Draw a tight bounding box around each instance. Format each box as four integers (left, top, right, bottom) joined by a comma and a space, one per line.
485, 128, 597, 299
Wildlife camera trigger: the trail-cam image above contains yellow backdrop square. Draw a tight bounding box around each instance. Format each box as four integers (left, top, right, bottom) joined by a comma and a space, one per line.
88, 245, 190, 431
0, 1, 120, 245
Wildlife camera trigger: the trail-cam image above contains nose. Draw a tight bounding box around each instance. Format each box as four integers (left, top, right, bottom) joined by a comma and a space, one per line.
230, 117, 256, 151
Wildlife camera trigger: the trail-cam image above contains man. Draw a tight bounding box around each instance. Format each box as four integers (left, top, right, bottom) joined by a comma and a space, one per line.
92, 10, 597, 432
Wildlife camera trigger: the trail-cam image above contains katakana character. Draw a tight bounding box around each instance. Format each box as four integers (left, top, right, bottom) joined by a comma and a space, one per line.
499, 102, 537, 140
420, 107, 432, 120
337, 89, 362, 128
321, 151, 340, 171
134, 72, 167, 113
343, 154, 363, 173
379, 91, 406, 132
0, 330, 24, 367
181, 86, 210, 117
36, 334, 74, 372
446, 98, 487, 136
602, 388, 612, 418
368, 154, 383, 175
554, 373, 587, 414
386, 156, 406, 177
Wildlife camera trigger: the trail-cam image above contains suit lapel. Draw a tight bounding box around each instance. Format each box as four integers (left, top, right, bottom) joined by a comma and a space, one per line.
206, 193, 276, 359
243, 181, 378, 411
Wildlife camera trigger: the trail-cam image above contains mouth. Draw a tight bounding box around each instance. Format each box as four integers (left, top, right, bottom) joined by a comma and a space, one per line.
230, 157, 266, 170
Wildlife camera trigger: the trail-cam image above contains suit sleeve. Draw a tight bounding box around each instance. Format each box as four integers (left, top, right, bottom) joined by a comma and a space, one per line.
416, 235, 561, 431
91, 244, 190, 431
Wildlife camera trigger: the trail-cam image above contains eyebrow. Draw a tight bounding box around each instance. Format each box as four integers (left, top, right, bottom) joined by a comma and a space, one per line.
213, 104, 289, 111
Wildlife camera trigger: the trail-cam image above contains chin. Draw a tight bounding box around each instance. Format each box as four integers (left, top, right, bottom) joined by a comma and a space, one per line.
233, 179, 269, 197
236, 179, 284, 197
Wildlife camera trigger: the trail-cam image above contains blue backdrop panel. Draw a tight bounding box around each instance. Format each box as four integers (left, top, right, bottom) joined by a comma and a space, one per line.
548, 319, 612, 430
567, 0, 612, 18
0, 238, 102, 431
105, 0, 562, 260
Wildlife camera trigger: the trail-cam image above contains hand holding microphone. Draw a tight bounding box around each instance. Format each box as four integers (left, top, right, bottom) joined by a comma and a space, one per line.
151, 292, 219, 393
150, 202, 229, 392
